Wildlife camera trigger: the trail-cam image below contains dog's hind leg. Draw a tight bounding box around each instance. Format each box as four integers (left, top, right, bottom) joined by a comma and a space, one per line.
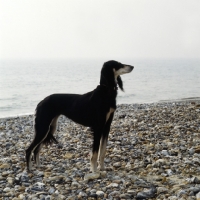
43, 115, 59, 144
98, 113, 114, 171
33, 115, 59, 167
26, 117, 53, 171
34, 143, 43, 167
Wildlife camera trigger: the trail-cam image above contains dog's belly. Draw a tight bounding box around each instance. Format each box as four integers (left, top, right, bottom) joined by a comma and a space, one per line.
70, 117, 94, 128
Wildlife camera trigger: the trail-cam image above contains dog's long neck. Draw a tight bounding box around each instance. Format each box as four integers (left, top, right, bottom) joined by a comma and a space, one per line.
100, 84, 118, 91
100, 75, 118, 91
98, 83, 117, 109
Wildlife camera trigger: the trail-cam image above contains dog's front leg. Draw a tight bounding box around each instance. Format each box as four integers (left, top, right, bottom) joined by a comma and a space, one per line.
90, 152, 98, 172
90, 129, 102, 172
98, 113, 114, 171
98, 137, 107, 170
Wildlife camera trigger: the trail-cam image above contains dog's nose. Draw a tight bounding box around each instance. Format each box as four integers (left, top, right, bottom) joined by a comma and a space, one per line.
130, 66, 134, 70
126, 65, 134, 71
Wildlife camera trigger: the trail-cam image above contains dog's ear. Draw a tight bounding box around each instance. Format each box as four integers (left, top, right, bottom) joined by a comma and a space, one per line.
117, 76, 124, 91
100, 63, 116, 87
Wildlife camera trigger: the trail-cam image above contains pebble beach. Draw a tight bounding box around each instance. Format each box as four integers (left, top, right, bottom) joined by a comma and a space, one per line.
0, 101, 200, 200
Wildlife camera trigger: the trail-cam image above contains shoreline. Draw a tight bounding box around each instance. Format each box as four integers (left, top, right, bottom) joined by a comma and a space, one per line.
0, 100, 200, 198
0, 97, 200, 120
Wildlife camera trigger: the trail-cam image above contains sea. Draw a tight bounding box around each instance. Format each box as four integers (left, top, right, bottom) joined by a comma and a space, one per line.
0, 59, 200, 118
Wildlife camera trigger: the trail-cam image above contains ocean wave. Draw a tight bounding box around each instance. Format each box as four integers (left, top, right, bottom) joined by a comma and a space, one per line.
0, 97, 18, 101
118, 94, 136, 98
0, 106, 13, 111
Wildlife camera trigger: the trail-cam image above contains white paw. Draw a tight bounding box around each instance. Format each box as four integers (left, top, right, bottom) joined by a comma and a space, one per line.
84, 172, 100, 181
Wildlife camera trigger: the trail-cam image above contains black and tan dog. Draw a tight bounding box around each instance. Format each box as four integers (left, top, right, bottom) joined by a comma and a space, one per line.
26, 60, 133, 172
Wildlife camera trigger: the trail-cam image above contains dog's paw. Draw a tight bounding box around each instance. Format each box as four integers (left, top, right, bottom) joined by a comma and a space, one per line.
84, 172, 100, 182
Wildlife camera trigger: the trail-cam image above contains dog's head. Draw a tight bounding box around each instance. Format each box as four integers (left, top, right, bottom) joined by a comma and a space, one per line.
100, 60, 134, 91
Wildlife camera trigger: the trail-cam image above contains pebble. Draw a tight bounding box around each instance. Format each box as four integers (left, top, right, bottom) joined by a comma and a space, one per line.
48, 187, 55, 194
96, 190, 104, 197
136, 186, 157, 199
106, 183, 119, 188
0, 101, 200, 199
196, 192, 200, 199
78, 191, 87, 197
157, 186, 169, 194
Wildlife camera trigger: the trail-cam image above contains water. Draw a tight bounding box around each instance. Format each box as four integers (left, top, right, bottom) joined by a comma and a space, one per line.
0, 59, 200, 118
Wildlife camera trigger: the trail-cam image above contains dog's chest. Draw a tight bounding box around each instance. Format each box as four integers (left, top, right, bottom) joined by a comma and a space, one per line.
106, 108, 115, 122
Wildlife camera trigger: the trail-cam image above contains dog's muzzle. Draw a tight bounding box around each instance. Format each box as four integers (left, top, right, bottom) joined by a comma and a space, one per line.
123, 65, 134, 72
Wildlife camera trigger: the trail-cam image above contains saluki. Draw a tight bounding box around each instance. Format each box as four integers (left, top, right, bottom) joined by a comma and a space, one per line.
26, 60, 133, 172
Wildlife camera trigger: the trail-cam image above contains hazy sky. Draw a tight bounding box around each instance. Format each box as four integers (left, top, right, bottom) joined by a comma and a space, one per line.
0, 0, 200, 60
